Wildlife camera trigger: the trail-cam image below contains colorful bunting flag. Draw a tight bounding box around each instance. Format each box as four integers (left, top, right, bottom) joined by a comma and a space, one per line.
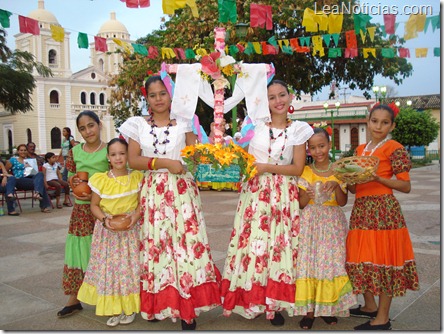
328, 48, 342, 58
218, 0, 237, 23
381, 48, 395, 58
113, 38, 132, 53
363, 48, 376, 58
383, 14, 396, 34
433, 47, 440, 56
0, 9, 12, 28
328, 13, 343, 34
162, 0, 199, 18
18, 15, 40, 35
185, 48, 196, 59
50, 24, 65, 42
302, 8, 318, 32
345, 48, 358, 58
250, 3, 273, 30
353, 13, 372, 34
126, 0, 150, 8
345, 30, 357, 48
94, 36, 107, 52
77, 33, 89, 49
312, 35, 325, 56
415, 48, 428, 58
148, 46, 159, 59
398, 48, 410, 58
132, 43, 148, 56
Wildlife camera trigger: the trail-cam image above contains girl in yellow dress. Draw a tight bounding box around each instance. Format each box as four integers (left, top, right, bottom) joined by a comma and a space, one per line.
77, 138, 143, 327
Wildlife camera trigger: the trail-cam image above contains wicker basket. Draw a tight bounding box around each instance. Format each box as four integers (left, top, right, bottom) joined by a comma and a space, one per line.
332, 156, 379, 185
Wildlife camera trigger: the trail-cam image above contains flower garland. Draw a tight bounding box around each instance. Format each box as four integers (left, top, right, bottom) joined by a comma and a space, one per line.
181, 142, 257, 181
312, 121, 333, 135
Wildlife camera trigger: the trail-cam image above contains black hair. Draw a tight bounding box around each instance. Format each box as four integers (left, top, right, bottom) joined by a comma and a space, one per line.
312, 127, 330, 142
44, 152, 55, 162
63, 127, 72, 137
267, 79, 290, 94
145, 75, 164, 93
76, 110, 100, 128
369, 104, 395, 123
107, 138, 128, 153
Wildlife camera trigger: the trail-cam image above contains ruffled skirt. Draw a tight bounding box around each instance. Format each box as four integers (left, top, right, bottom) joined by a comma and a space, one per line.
220, 174, 300, 320
346, 195, 420, 297
139, 171, 221, 324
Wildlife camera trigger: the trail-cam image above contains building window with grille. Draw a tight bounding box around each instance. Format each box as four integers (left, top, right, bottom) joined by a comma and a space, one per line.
81, 92, 86, 104
50, 90, 59, 104
48, 49, 57, 66
51, 127, 62, 149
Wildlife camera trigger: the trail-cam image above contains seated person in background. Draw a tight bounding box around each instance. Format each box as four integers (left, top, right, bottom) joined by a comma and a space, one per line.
5, 144, 52, 213
0, 160, 19, 216
26, 142, 45, 170
42, 152, 72, 208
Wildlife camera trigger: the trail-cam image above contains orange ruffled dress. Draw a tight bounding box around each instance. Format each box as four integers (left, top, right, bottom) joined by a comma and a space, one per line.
345, 140, 419, 297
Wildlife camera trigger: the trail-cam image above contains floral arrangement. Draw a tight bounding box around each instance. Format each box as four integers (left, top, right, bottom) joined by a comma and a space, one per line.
373, 101, 400, 117
181, 142, 257, 181
197, 51, 243, 90
312, 121, 333, 135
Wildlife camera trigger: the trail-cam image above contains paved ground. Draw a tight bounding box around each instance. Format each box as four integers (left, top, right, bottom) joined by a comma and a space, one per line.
0, 163, 440, 331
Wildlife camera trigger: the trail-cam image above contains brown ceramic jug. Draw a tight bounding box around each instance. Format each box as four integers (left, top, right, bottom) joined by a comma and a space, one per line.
108, 214, 132, 231
70, 171, 92, 197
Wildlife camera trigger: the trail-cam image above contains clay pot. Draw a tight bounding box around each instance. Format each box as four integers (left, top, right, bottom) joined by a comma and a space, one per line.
70, 171, 91, 197
108, 214, 132, 231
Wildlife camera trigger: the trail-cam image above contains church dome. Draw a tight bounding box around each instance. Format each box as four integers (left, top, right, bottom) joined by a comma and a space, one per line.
98, 12, 130, 39
28, 0, 59, 25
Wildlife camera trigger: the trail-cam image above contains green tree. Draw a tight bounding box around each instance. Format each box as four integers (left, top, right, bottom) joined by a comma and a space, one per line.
0, 28, 52, 114
391, 108, 439, 149
108, 0, 413, 127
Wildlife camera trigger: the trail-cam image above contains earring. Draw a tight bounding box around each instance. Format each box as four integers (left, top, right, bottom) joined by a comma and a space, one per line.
288, 105, 295, 114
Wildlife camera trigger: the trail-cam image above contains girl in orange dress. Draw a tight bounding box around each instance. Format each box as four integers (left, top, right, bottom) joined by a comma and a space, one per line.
346, 104, 419, 330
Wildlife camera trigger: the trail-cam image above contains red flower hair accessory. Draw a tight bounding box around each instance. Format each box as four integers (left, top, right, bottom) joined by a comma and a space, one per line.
388, 102, 400, 118
140, 70, 157, 97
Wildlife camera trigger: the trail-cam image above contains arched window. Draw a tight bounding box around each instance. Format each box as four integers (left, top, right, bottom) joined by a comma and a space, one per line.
50, 90, 59, 104
48, 49, 57, 65
99, 93, 105, 105
26, 128, 32, 143
90, 92, 96, 105
51, 127, 62, 149
351, 127, 359, 150
80, 92, 86, 104
98, 59, 104, 72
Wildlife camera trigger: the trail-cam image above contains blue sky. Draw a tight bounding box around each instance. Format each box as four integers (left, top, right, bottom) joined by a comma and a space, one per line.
0, 0, 440, 101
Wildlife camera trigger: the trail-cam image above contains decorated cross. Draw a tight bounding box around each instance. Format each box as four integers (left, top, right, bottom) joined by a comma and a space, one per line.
165, 27, 274, 144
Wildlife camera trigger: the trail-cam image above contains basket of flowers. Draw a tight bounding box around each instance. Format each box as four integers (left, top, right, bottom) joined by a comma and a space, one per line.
181, 142, 257, 182
332, 156, 379, 185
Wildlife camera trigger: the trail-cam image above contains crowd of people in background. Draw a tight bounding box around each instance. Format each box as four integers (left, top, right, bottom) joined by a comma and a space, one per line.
1, 79, 419, 331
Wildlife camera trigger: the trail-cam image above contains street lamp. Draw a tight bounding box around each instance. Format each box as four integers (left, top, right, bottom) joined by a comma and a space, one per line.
406, 100, 412, 106
372, 85, 387, 102
323, 101, 341, 162
235, 22, 249, 38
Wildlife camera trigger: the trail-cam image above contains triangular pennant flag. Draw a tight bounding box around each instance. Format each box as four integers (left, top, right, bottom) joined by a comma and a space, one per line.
394, 22, 400, 32
367, 26, 376, 42
94, 36, 107, 52
252, 42, 262, 54
77, 33, 89, 49
312, 35, 324, 56
282, 45, 293, 55
236, 43, 245, 53
359, 30, 366, 43
229, 44, 240, 56
383, 14, 396, 34
433, 47, 440, 57
50, 24, 65, 42
381, 48, 395, 58
218, 0, 237, 23
353, 13, 372, 34
0, 9, 12, 28
322, 34, 331, 46
244, 42, 255, 55
299, 36, 311, 47
18, 15, 40, 35
415, 48, 428, 58
132, 43, 148, 56
328, 48, 342, 58
267, 36, 278, 47
331, 33, 340, 47
430, 15, 440, 31
424, 17, 432, 33
380, 25, 387, 37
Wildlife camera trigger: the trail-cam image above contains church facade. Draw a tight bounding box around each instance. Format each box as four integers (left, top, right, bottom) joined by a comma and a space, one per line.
0, 0, 131, 155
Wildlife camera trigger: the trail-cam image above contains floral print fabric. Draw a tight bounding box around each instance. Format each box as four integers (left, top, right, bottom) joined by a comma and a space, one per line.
220, 174, 300, 319
139, 171, 221, 323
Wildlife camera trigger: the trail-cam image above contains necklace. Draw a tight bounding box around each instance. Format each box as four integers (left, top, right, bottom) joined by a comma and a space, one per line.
268, 120, 290, 165
362, 138, 389, 156
149, 117, 172, 155
84, 141, 103, 154
109, 169, 130, 186
312, 161, 332, 173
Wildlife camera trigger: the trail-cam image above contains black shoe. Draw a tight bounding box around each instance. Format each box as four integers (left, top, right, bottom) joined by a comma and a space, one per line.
270, 312, 285, 326
57, 303, 83, 318
350, 305, 378, 318
354, 320, 391, 330
321, 316, 338, 325
147, 318, 160, 322
181, 319, 196, 330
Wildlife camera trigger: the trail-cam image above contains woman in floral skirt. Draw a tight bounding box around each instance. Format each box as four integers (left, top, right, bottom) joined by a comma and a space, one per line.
220, 79, 313, 326
119, 75, 221, 330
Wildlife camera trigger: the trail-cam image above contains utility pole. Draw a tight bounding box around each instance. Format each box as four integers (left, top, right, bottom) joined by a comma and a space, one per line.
339, 86, 350, 104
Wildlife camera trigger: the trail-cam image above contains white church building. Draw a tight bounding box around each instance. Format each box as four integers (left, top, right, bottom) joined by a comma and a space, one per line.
0, 0, 131, 155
